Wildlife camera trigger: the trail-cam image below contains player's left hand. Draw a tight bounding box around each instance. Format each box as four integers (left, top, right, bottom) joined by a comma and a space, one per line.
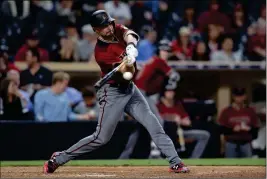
126, 43, 138, 58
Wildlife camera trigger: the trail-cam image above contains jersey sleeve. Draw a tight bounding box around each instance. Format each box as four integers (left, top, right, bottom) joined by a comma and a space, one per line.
115, 24, 140, 42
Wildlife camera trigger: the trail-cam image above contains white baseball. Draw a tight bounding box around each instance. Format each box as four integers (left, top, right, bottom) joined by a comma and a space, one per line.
123, 72, 133, 80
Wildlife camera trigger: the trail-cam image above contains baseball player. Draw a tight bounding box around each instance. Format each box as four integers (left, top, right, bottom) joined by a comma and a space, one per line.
43, 10, 189, 174
119, 39, 181, 159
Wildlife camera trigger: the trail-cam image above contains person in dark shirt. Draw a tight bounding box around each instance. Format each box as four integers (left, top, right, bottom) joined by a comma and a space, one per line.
157, 89, 210, 158
0, 78, 34, 121
20, 48, 53, 102
218, 87, 260, 158
15, 31, 50, 62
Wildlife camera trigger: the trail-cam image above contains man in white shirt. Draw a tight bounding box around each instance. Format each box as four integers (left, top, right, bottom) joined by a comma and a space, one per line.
104, 0, 132, 26
211, 36, 243, 63
74, 24, 97, 61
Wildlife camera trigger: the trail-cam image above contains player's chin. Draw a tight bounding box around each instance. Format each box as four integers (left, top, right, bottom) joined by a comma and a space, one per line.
104, 32, 113, 37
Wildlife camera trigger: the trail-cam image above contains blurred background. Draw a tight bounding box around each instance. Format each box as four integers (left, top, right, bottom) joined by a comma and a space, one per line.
0, 0, 266, 161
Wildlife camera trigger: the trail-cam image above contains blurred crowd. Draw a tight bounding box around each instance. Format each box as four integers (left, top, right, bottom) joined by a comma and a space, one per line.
0, 0, 266, 159
0, 0, 266, 65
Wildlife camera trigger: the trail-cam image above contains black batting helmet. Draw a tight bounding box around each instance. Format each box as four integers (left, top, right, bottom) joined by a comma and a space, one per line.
90, 10, 115, 28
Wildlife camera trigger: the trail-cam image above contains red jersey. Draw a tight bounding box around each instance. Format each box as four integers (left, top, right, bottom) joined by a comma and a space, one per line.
171, 40, 194, 60
94, 24, 139, 77
247, 34, 266, 53
157, 101, 189, 122
218, 104, 260, 142
15, 45, 49, 62
135, 56, 171, 95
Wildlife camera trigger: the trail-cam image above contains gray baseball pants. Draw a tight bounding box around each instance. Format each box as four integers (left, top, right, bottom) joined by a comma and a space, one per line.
54, 82, 181, 167
119, 90, 163, 159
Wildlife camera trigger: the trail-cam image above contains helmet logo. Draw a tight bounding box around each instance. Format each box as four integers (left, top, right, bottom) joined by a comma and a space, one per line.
102, 13, 108, 22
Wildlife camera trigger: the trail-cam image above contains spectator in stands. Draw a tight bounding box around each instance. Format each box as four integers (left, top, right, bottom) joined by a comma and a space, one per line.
203, 24, 223, 54
81, 86, 99, 120
136, 25, 157, 62
157, 89, 210, 158
170, 27, 194, 61
72, 0, 104, 29
55, 0, 75, 24
211, 36, 243, 63
192, 41, 210, 61
20, 48, 53, 102
6, 70, 33, 112
1, 0, 30, 19
231, 4, 251, 51
218, 87, 260, 158
65, 87, 88, 115
15, 31, 49, 62
104, 0, 132, 26
129, 1, 153, 35
0, 77, 34, 121
180, 5, 197, 33
248, 5, 266, 35
31, 0, 54, 12
57, 21, 79, 62
34, 72, 91, 122
1, 0, 31, 45
74, 24, 97, 62
197, 0, 231, 33
163, 3, 202, 43
247, 6, 266, 61
155, 0, 171, 41
0, 51, 19, 83
0, 53, 7, 82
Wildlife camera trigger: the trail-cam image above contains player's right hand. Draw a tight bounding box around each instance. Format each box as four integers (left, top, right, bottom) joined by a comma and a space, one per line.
126, 56, 136, 65
119, 58, 135, 74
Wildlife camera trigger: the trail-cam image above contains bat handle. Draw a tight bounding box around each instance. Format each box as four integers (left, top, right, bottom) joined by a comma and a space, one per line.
177, 126, 186, 152
124, 56, 135, 67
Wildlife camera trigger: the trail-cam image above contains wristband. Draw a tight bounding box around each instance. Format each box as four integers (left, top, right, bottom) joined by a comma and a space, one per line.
127, 42, 136, 48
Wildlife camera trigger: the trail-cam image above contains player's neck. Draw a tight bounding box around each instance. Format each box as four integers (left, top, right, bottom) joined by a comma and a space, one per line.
29, 63, 40, 74
232, 102, 245, 110
51, 86, 61, 94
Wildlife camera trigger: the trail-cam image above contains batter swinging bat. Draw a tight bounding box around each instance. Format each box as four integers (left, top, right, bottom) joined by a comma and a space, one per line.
94, 57, 134, 89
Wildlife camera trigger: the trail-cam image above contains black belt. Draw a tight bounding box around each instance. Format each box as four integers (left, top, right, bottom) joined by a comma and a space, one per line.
109, 81, 133, 88
109, 83, 121, 87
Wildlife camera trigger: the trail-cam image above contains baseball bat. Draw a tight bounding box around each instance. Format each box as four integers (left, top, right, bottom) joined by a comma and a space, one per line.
94, 59, 128, 89
175, 115, 186, 152
177, 124, 186, 152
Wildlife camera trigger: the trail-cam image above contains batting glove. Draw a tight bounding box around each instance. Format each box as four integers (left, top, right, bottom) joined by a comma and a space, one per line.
125, 55, 136, 65
126, 43, 138, 58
